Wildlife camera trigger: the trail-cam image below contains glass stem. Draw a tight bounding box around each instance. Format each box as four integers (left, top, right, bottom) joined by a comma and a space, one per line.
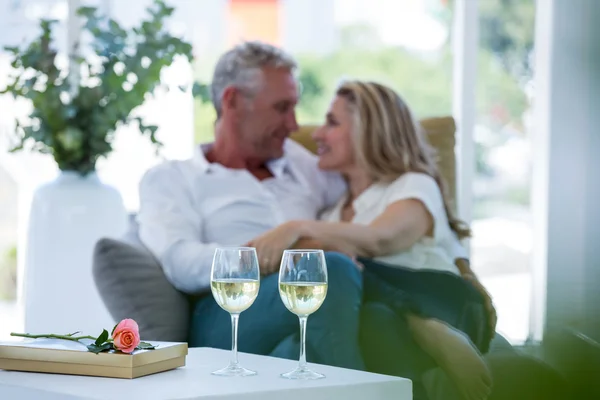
298, 316, 308, 370
230, 313, 240, 368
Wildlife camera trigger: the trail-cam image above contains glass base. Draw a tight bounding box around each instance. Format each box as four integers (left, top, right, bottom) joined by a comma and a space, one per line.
212, 364, 257, 377
280, 366, 325, 380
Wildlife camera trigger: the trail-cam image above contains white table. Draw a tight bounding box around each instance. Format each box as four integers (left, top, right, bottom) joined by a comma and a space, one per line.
0, 347, 412, 399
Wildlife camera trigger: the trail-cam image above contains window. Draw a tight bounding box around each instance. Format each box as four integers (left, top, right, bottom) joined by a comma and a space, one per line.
194, 0, 454, 143
0, 0, 69, 339
471, 0, 536, 343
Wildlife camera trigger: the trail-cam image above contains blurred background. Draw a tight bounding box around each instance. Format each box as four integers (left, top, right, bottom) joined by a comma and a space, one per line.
0, 0, 535, 344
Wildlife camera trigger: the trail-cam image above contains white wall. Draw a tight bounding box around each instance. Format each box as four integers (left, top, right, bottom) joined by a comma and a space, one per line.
532, 0, 600, 340
583, 6, 600, 338
452, 0, 477, 235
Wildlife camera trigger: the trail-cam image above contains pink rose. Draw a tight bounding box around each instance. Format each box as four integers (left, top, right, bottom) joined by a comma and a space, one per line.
112, 319, 141, 354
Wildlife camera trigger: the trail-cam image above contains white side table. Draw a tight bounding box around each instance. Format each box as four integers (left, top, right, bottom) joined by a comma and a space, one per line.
0, 347, 412, 399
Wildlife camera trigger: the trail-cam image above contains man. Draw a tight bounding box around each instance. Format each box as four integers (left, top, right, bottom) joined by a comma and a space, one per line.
137, 41, 364, 369
137, 40, 495, 374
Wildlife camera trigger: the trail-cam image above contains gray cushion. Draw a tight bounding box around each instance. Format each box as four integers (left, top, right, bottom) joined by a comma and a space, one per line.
92, 237, 190, 342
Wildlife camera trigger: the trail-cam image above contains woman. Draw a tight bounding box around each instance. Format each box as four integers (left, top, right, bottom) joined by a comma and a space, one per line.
249, 81, 493, 400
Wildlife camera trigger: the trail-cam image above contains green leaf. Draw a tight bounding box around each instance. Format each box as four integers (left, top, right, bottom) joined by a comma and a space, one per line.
95, 329, 109, 346
191, 82, 210, 102
87, 342, 113, 354
110, 323, 118, 336
136, 342, 157, 350
4, 46, 19, 54
77, 6, 96, 18
4, 0, 194, 172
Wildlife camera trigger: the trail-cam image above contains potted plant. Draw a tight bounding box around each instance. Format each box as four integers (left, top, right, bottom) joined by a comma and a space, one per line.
0, 0, 201, 334
1, 0, 197, 174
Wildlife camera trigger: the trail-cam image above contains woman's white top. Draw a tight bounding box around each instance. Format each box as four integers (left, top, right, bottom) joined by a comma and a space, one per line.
320, 172, 462, 275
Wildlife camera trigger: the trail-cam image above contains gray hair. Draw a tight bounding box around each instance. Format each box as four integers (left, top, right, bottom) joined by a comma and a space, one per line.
210, 41, 298, 118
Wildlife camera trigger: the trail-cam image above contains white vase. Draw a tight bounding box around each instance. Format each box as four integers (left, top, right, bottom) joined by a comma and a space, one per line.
22, 170, 127, 336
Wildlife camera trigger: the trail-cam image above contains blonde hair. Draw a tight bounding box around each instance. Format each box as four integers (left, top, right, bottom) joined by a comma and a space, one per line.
336, 80, 471, 240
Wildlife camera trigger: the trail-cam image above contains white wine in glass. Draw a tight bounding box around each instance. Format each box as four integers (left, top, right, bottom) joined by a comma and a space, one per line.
278, 249, 328, 380
210, 247, 260, 377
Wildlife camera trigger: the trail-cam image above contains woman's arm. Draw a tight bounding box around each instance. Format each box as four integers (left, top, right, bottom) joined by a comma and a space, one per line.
292, 237, 358, 258
292, 238, 327, 250
294, 198, 433, 258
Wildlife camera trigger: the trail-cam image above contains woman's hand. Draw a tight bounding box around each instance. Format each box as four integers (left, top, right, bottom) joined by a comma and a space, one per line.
246, 221, 303, 276
455, 258, 497, 343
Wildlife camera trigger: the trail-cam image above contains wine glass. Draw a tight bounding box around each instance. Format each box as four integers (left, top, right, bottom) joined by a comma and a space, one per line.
210, 247, 260, 376
278, 249, 328, 380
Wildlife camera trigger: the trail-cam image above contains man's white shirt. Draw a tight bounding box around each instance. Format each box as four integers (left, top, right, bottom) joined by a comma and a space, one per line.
138, 139, 469, 293
137, 139, 344, 293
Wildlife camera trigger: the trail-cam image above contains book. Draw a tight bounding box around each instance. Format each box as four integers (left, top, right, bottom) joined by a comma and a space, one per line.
0, 338, 188, 379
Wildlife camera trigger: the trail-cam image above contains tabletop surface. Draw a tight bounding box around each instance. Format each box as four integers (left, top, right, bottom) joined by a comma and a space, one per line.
0, 347, 412, 400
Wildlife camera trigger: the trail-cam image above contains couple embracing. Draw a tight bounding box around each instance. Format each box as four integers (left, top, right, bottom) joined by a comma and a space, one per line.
138, 41, 495, 400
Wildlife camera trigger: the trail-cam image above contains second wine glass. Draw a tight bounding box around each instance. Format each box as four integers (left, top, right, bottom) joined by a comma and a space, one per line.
278, 249, 328, 380
210, 247, 260, 377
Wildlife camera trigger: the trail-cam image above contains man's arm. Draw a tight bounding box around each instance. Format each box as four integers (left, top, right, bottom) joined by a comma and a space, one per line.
448, 237, 498, 337
137, 164, 220, 294
447, 236, 483, 280
447, 235, 473, 275
455, 257, 474, 275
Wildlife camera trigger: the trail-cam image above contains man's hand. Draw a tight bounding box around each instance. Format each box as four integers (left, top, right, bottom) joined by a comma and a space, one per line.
246, 221, 302, 276
351, 257, 364, 271
463, 273, 497, 337
455, 258, 497, 342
